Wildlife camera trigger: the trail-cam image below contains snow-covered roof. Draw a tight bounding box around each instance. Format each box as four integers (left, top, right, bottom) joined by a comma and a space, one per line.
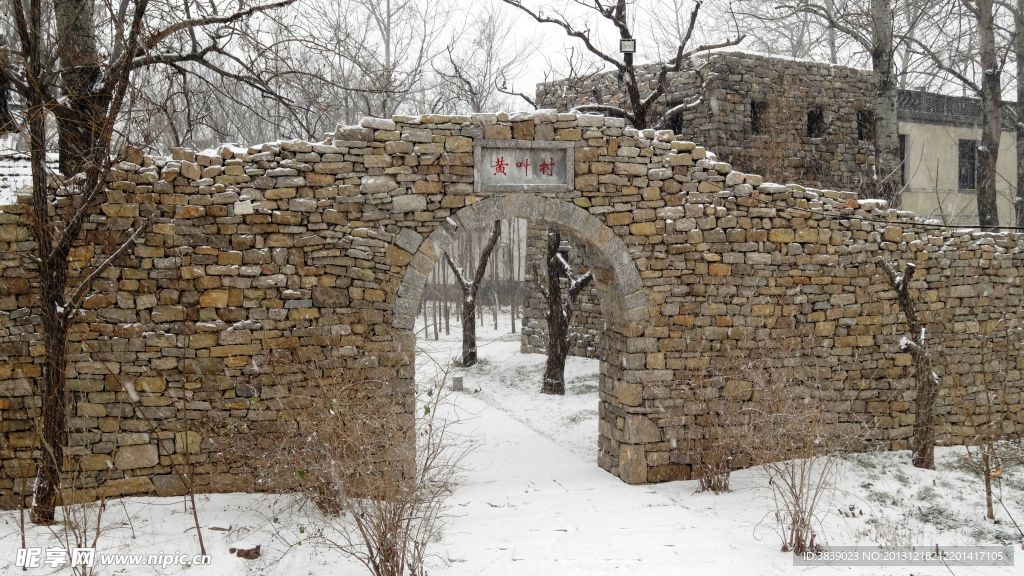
0, 151, 58, 206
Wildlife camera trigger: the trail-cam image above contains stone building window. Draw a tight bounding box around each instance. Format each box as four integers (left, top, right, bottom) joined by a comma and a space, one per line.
856, 110, 875, 141
958, 139, 977, 190
750, 101, 767, 134
807, 106, 826, 138
665, 101, 685, 135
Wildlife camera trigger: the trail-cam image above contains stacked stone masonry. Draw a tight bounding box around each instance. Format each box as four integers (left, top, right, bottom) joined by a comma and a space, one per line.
1, 109, 1022, 505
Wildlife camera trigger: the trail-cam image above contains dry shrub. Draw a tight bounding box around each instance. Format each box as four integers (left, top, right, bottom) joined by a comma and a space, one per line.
687, 386, 744, 493
14, 411, 115, 576
677, 345, 745, 494
678, 337, 868, 553
203, 366, 466, 576
956, 323, 1024, 534
694, 412, 735, 493
739, 363, 850, 555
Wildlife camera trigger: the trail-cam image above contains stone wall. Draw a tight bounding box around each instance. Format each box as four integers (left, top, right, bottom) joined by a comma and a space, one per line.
2, 110, 1024, 506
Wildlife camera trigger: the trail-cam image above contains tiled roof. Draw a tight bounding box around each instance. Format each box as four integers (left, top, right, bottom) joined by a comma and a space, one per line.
898, 89, 1016, 130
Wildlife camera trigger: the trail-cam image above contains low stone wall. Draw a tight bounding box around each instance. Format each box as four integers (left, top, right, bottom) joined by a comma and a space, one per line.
1, 110, 1023, 506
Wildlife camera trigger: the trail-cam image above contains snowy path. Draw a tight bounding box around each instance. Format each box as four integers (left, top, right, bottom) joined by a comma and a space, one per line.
417, 323, 776, 575
437, 393, 760, 575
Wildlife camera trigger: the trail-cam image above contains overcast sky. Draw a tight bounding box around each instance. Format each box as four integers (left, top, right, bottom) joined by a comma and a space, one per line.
476, 0, 742, 110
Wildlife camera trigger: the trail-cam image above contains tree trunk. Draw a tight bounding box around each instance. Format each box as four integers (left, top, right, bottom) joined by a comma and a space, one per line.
508, 242, 516, 333
32, 310, 69, 524
421, 291, 428, 330
459, 292, 477, 367
1015, 0, 1024, 226
432, 296, 438, 340
910, 338, 937, 469
541, 320, 569, 395
54, 0, 104, 176
443, 220, 501, 367
880, 260, 936, 469
539, 230, 593, 395
443, 266, 450, 336
870, 0, 901, 207
26, 67, 70, 522
541, 232, 567, 395
490, 251, 498, 329
976, 0, 1002, 229
983, 452, 995, 520
0, 73, 16, 133
826, 0, 838, 64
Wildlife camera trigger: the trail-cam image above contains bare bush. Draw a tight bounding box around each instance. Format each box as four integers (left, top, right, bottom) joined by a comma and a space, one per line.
693, 411, 735, 493
682, 367, 743, 493
739, 364, 852, 555
956, 323, 1024, 535
203, 366, 467, 576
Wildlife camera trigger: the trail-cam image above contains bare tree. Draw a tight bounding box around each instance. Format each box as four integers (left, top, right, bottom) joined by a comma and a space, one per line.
0, 0, 294, 524
903, 0, 1012, 229
332, 0, 454, 118
120, 0, 458, 152
536, 231, 593, 395
879, 259, 938, 469
435, 2, 535, 113
443, 221, 502, 367
499, 0, 744, 129
724, 0, 847, 63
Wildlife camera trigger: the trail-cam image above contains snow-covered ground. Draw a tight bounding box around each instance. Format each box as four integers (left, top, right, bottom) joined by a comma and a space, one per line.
1, 314, 1022, 575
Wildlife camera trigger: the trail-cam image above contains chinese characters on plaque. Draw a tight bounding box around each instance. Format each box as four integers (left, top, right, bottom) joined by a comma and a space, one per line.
475, 141, 573, 193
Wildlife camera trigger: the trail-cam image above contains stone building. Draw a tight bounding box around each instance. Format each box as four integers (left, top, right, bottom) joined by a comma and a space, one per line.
537, 51, 880, 194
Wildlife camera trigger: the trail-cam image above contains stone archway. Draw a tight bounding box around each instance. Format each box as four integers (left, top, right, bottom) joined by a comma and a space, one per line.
391, 193, 651, 482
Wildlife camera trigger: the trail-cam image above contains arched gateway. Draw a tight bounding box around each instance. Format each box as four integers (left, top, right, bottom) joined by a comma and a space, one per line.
1, 110, 1023, 504
392, 193, 650, 481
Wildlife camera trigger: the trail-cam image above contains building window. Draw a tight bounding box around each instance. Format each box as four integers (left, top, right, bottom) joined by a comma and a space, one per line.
958, 139, 977, 190
898, 134, 907, 188
857, 110, 875, 141
751, 101, 768, 134
665, 101, 685, 135
807, 106, 826, 138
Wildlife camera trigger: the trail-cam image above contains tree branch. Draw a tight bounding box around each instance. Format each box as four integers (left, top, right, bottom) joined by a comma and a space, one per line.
473, 220, 502, 286
443, 251, 471, 291
639, 35, 745, 112
497, 0, 625, 72
139, 0, 297, 53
